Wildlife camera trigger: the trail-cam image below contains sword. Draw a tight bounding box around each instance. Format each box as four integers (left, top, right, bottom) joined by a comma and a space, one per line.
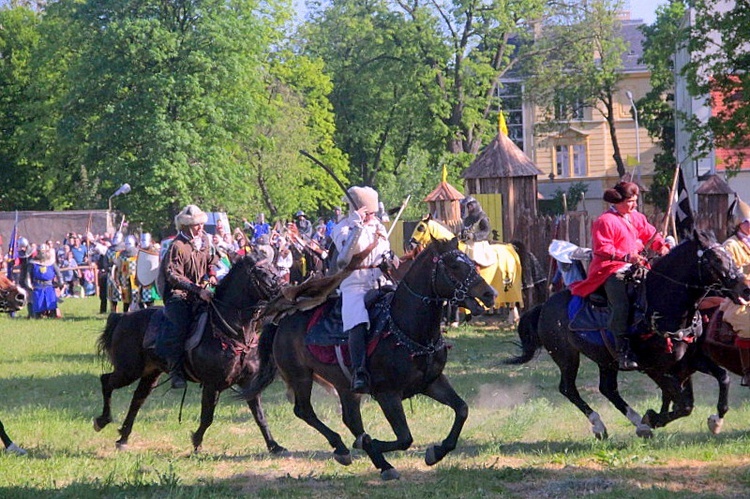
299, 150, 359, 211
386, 194, 411, 239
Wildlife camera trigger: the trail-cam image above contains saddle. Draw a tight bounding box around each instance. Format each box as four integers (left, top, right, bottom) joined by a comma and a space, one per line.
305, 287, 394, 365
143, 307, 209, 356
705, 308, 737, 346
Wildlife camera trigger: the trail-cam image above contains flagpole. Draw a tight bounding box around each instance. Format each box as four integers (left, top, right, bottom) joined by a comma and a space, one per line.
662, 165, 681, 237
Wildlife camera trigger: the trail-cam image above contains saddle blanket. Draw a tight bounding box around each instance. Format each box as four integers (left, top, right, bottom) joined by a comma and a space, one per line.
304, 291, 392, 365
143, 308, 208, 353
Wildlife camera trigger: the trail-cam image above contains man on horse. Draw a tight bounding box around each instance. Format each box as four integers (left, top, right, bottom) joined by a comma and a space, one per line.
718, 198, 750, 386
156, 204, 219, 389
333, 186, 393, 393
460, 196, 496, 268
569, 182, 669, 370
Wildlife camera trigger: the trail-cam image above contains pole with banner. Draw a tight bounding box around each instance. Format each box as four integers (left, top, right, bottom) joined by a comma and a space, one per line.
662, 165, 682, 238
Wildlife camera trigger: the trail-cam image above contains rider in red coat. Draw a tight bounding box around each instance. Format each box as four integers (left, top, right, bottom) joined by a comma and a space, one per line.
570, 182, 669, 370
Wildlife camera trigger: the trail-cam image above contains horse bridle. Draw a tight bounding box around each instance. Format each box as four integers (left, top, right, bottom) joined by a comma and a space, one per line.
0, 286, 21, 313
401, 249, 485, 307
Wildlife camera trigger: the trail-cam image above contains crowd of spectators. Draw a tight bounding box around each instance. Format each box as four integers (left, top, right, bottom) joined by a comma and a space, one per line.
2, 206, 347, 318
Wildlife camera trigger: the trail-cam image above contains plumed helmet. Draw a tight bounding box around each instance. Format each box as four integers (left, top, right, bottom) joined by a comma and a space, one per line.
295, 210, 306, 218
174, 204, 208, 230
17, 237, 29, 248
112, 232, 124, 245
140, 233, 152, 248
346, 186, 379, 214
125, 235, 137, 249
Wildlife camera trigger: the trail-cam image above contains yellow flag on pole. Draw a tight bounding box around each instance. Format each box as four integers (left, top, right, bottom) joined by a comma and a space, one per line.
441, 165, 448, 183
498, 110, 508, 136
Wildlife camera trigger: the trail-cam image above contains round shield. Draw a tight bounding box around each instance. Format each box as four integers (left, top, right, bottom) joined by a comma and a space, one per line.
136, 248, 160, 286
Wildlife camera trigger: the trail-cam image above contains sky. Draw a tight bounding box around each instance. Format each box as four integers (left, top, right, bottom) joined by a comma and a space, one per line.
626, 0, 667, 25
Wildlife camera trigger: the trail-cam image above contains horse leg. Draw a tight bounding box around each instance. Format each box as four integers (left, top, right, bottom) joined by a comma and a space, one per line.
363, 391, 414, 480
284, 372, 351, 465
94, 369, 141, 432
422, 374, 468, 466
337, 390, 366, 449
693, 354, 731, 434
115, 372, 160, 450
642, 373, 695, 431
245, 394, 287, 454
597, 366, 653, 438
192, 385, 221, 453
549, 348, 609, 439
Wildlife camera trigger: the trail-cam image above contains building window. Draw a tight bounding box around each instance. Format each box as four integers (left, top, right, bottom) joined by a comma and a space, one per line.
554, 95, 585, 121
499, 81, 524, 151
555, 143, 587, 178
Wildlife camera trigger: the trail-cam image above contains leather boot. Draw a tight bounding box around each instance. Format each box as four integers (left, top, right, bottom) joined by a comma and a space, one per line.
739, 348, 750, 387
169, 361, 187, 389
348, 324, 370, 394
615, 336, 639, 371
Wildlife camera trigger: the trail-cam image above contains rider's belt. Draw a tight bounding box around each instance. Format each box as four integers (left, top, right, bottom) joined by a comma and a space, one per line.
33, 279, 53, 286
352, 265, 380, 270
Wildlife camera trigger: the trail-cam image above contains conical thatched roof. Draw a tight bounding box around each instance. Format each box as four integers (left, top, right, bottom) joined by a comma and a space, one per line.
696, 174, 734, 195
461, 133, 542, 179
424, 181, 464, 202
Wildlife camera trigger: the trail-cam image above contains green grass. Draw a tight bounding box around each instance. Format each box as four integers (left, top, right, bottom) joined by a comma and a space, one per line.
2, 299, 750, 497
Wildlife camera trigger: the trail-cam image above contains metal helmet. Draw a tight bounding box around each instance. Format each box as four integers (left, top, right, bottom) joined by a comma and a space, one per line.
295, 210, 305, 218
112, 232, 124, 245
125, 235, 137, 248
140, 233, 152, 248
460, 196, 477, 207
17, 237, 29, 248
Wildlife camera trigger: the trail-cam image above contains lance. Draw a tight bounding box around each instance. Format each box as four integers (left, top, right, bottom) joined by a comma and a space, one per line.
386, 194, 411, 239
299, 150, 359, 211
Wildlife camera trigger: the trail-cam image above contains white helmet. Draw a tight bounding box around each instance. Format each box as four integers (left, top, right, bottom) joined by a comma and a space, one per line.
17, 237, 29, 248
125, 235, 137, 249
140, 233, 152, 248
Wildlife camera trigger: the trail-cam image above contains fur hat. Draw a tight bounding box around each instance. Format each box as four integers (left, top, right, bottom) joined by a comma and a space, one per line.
737, 198, 750, 223
346, 186, 379, 214
32, 243, 56, 266
175, 204, 208, 230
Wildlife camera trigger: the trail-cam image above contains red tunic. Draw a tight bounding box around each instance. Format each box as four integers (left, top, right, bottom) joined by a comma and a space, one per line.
569, 208, 667, 297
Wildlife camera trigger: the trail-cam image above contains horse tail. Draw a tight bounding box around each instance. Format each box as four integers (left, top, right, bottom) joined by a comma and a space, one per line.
504, 303, 543, 365
97, 313, 124, 361
243, 322, 278, 400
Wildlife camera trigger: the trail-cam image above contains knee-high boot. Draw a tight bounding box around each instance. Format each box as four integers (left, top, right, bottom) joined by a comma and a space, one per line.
739, 347, 750, 387
347, 323, 370, 394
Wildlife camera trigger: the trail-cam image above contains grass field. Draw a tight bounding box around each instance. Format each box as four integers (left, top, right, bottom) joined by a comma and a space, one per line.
2, 297, 750, 498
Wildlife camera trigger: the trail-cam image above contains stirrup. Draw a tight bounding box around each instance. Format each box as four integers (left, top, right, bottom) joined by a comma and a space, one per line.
741, 373, 750, 387
351, 370, 370, 394
617, 354, 639, 371
170, 370, 187, 389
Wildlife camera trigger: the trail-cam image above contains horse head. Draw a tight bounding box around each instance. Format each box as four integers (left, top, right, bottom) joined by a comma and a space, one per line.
408, 215, 458, 253
414, 238, 497, 315
214, 252, 281, 316
0, 274, 26, 313
691, 229, 750, 304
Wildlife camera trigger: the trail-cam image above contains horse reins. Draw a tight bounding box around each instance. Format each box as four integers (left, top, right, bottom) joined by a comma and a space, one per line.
400, 249, 484, 307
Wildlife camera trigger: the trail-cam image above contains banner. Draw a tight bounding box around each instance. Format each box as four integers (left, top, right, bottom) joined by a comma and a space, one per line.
674, 168, 695, 240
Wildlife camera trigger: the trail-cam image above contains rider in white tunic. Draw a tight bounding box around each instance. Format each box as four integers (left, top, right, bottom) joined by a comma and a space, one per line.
333, 186, 392, 393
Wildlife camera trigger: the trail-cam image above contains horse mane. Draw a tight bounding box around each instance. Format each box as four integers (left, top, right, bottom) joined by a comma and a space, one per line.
213, 253, 267, 302
0, 274, 13, 290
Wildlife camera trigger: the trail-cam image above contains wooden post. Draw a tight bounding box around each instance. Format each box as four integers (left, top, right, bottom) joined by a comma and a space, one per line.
662, 166, 681, 238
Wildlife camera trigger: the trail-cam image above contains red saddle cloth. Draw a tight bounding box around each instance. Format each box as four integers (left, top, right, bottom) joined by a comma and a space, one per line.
305, 305, 381, 365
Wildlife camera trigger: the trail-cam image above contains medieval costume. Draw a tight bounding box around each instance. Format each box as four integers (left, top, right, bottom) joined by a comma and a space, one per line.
333, 186, 393, 393
26, 244, 62, 318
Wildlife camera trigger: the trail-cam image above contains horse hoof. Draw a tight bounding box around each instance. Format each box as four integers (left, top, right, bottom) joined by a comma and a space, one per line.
594, 430, 608, 440
707, 415, 724, 435
333, 451, 352, 466
636, 425, 654, 439
381, 468, 401, 481
93, 417, 109, 432
115, 442, 128, 451
270, 444, 288, 455
425, 446, 439, 466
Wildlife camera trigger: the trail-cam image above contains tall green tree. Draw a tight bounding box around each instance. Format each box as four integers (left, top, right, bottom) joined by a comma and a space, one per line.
639, 1, 686, 210
524, 0, 630, 178
0, 5, 42, 210
683, 0, 750, 170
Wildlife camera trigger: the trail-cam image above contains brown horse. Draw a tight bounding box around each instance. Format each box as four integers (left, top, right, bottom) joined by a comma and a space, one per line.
243, 238, 497, 480
93, 253, 286, 453
0, 273, 27, 313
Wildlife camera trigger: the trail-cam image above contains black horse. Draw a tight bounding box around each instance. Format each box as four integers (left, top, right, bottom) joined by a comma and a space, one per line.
243, 238, 497, 480
507, 230, 750, 438
1, 274, 27, 455
94, 253, 286, 453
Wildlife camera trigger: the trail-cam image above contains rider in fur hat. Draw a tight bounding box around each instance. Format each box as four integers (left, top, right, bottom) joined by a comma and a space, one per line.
156, 204, 219, 389
332, 186, 394, 393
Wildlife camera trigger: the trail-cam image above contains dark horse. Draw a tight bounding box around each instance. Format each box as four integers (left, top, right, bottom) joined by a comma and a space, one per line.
507, 230, 750, 439
243, 238, 497, 480
94, 253, 286, 453
1, 274, 27, 455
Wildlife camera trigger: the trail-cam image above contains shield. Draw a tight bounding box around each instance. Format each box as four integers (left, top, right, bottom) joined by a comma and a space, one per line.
136, 249, 160, 286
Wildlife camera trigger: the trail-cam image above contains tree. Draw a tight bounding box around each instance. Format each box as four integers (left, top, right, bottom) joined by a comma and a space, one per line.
639, 1, 686, 211
524, 0, 630, 178
683, 0, 750, 170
